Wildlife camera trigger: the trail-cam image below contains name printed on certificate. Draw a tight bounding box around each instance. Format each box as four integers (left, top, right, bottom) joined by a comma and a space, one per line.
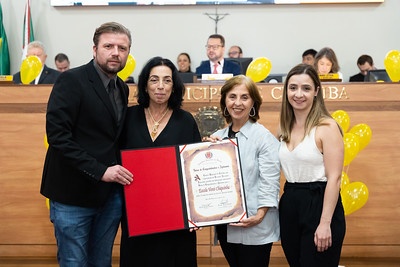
179, 139, 247, 227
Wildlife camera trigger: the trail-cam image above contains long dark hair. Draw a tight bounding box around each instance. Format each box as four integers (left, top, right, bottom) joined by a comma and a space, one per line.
137, 56, 185, 109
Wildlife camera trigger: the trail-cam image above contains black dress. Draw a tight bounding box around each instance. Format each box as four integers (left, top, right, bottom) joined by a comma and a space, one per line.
120, 105, 201, 267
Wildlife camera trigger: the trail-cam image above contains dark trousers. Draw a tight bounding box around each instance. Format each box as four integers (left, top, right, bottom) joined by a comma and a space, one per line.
216, 224, 273, 267
120, 207, 197, 267
279, 182, 346, 267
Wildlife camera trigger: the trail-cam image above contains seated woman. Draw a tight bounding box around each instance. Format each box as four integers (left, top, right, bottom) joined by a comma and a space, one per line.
176, 52, 196, 83
176, 52, 193, 73
314, 47, 343, 81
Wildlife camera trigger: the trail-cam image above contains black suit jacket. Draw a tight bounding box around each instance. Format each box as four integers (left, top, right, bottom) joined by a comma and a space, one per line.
349, 73, 365, 82
13, 65, 60, 84
40, 60, 129, 207
195, 60, 242, 78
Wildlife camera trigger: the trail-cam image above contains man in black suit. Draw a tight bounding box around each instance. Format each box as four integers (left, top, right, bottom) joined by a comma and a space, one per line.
196, 34, 242, 78
13, 41, 60, 84
40, 22, 133, 266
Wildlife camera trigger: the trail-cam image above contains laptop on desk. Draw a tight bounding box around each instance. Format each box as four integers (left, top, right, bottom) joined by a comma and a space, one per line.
364, 69, 391, 82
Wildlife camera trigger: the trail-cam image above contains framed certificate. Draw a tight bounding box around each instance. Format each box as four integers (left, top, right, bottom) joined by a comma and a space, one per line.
121, 138, 247, 237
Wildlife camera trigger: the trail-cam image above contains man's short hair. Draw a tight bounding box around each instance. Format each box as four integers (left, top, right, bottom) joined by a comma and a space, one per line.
233, 45, 243, 54
27, 41, 46, 54
357, 54, 374, 66
55, 53, 69, 63
302, 49, 317, 58
93, 22, 132, 48
208, 34, 225, 47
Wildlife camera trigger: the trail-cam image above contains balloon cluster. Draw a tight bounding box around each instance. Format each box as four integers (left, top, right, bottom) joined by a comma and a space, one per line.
246, 57, 272, 83
384, 50, 400, 82
331, 110, 372, 216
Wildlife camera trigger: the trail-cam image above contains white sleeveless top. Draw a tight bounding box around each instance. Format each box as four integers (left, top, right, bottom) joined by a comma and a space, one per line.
279, 127, 327, 183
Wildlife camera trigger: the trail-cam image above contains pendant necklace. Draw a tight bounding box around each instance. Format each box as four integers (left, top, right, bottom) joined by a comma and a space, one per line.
147, 107, 169, 140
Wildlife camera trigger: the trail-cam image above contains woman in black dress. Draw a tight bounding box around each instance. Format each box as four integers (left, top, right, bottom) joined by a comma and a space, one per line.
120, 56, 201, 267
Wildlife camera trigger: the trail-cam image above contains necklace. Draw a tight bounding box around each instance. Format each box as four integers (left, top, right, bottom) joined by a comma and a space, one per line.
147, 107, 169, 140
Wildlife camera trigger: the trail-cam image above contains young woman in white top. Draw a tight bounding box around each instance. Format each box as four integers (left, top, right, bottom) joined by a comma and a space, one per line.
278, 64, 346, 267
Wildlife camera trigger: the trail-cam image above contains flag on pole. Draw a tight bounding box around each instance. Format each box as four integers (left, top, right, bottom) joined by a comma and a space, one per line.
0, 2, 10, 75
22, 0, 34, 60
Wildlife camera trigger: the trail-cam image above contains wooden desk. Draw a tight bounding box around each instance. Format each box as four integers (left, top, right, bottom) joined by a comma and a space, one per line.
0, 82, 399, 259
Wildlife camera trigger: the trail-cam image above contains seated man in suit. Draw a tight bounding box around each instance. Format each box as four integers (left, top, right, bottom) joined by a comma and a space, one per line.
13, 41, 60, 84
349, 54, 376, 82
196, 34, 242, 78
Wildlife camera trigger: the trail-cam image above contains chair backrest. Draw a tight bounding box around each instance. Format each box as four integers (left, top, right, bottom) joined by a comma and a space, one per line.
178, 72, 196, 83
225, 57, 253, 75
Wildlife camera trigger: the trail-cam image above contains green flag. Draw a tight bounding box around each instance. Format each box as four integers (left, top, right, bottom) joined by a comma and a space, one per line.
0, 2, 10, 75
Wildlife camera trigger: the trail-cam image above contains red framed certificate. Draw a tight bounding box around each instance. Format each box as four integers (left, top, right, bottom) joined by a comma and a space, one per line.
121, 139, 247, 237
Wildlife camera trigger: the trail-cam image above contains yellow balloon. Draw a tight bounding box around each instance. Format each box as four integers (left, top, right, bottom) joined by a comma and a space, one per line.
384, 50, 400, 82
331, 110, 350, 133
341, 171, 350, 192
246, 57, 272, 83
341, 182, 369, 216
20, 55, 42, 84
118, 54, 136, 81
343, 132, 360, 166
349, 123, 372, 151
44, 134, 49, 149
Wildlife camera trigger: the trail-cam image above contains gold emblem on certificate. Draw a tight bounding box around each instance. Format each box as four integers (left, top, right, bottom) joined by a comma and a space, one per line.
179, 139, 247, 227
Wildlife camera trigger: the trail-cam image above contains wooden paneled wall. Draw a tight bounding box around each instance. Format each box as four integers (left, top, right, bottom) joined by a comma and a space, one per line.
0, 82, 399, 259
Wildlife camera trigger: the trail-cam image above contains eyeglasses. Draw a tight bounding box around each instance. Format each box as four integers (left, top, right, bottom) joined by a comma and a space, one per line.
205, 45, 223, 50
148, 77, 173, 86
228, 51, 239, 56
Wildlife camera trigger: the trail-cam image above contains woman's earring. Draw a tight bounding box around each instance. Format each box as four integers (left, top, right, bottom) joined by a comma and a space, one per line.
224, 107, 230, 116
249, 107, 256, 117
